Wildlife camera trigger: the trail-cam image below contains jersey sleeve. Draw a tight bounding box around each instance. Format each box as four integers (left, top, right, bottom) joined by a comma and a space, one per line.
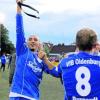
42, 61, 62, 78
16, 14, 27, 56
49, 63, 62, 78
42, 62, 51, 74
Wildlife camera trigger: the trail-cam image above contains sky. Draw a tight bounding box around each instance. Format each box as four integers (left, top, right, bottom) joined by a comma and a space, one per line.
0, 0, 100, 46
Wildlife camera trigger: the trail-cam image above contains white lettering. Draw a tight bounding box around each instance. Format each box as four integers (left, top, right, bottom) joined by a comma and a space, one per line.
72, 96, 98, 100
27, 60, 42, 72
75, 58, 100, 67
66, 59, 100, 68
66, 60, 74, 67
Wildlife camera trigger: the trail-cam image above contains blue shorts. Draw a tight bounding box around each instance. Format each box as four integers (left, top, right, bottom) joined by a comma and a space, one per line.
9, 97, 30, 100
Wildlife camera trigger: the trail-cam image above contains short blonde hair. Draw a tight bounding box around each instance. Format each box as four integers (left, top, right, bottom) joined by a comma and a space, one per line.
76, 28, 97, 51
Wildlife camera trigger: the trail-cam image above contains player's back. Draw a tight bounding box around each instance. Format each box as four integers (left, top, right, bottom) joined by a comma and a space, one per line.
61, 51, 100, 100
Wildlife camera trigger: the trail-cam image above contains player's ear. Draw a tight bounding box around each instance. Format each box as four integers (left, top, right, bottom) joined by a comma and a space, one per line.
26, 39, 30, 47
96, 42, 100, 50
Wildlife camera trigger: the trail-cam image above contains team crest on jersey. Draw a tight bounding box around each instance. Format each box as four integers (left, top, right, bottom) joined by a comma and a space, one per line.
27, 59, 42, 72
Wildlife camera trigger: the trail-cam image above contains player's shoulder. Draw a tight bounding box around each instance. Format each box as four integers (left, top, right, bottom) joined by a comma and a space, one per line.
60, 52, 77, 65
64, 52, 78, 60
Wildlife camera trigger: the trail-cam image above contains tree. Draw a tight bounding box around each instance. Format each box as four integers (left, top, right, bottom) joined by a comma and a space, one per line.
43, 43, 51, 56
0, 24, 15, 55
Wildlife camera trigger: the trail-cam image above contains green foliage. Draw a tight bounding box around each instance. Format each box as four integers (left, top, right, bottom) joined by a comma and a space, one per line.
43, 45, 50, 56
0, 24, 15, 55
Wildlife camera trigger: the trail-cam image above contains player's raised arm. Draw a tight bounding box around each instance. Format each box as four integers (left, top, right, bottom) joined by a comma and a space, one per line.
16, 0, 27, 56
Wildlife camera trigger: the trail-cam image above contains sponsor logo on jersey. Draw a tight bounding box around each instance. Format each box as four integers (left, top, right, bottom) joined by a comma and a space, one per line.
27, 59, 42, 72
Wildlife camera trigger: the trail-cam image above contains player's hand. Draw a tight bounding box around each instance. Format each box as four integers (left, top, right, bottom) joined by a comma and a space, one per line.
16, 0, 22, 13
16, 0, 23, 3
38, 51, 47, 60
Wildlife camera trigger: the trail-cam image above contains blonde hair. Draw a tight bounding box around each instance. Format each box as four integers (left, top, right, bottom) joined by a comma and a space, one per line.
76, 28, 97, 51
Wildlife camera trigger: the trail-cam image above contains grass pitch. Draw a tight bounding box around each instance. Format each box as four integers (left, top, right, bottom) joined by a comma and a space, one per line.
0, 67, 64, 100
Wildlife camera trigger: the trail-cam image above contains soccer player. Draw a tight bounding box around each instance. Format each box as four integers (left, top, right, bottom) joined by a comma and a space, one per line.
9, 0, 53, 100
0, 53, 6, 72
43, 28, 100, 99
9, 53, 16, 86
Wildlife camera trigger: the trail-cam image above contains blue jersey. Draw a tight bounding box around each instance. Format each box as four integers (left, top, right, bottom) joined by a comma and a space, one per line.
53, 52, 100, 100
9, 14, 50, 100
1, 55, 6, 64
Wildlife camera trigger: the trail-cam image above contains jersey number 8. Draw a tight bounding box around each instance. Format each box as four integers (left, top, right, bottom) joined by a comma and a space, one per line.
75, 66, 91, 96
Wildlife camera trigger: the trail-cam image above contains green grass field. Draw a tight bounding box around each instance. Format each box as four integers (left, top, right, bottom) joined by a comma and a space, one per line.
0, 66, 64, 100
